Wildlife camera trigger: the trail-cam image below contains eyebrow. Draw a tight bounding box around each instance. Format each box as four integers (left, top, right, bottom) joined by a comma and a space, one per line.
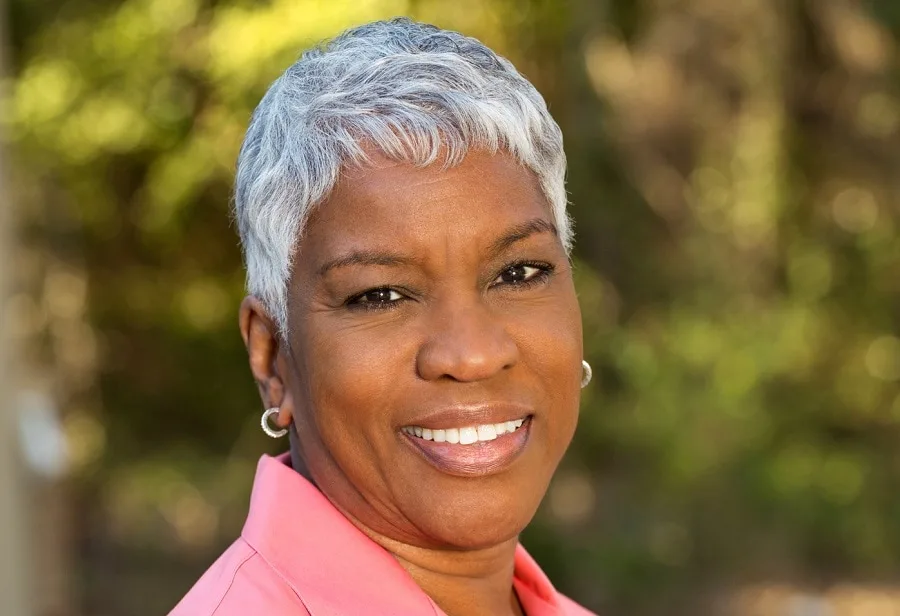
316, 217, 559, 277
487, 218, 558, 258
317, 250, 418, 277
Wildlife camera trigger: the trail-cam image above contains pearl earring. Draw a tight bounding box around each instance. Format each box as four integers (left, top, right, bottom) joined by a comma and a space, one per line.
260, 407, 288, 438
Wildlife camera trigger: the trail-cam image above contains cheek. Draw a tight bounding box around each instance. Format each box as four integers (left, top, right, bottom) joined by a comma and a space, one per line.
299, 319, 413, 433
509, 286, 582, 379
509, 293, 583, 437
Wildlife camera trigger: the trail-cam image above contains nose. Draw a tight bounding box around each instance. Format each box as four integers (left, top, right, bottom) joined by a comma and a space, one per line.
416, 299, 519, 382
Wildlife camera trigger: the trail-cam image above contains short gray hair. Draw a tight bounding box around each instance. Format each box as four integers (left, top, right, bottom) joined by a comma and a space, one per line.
234, 18, 570, 332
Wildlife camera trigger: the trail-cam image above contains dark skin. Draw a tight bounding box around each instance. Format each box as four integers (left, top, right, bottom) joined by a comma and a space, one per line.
239, 150, 583, 616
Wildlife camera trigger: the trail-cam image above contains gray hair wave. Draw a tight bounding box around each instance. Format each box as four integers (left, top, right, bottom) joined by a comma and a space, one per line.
234, 18, 570, 332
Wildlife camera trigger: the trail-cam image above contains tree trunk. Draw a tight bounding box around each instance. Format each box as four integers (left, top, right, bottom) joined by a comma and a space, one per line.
0, 0, 35, 611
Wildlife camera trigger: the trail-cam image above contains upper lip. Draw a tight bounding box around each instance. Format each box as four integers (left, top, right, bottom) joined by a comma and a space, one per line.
400, 402, 534, 430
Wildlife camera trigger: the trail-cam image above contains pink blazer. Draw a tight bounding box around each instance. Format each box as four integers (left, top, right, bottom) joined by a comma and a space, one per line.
169, 454, 596, 615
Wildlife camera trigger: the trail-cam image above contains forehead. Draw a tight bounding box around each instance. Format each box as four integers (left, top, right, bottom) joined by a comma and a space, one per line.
298, 150, 554, 263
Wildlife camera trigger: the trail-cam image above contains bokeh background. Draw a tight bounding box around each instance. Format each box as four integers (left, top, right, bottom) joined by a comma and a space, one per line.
2, 0, 900, 615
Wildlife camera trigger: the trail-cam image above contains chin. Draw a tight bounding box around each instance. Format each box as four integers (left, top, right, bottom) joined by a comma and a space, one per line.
402, 477, 549, 550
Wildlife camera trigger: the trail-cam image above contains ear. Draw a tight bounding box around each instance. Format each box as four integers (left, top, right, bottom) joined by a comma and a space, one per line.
239, 296, 294, 430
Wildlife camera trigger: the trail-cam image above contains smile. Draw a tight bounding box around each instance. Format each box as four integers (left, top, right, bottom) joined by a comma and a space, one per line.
400, 415, 533, 477
401, 418, 527, 444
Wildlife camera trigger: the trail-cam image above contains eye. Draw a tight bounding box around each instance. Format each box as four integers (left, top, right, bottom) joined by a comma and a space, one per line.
493, 262, 551, 286
347, 287, 405, 309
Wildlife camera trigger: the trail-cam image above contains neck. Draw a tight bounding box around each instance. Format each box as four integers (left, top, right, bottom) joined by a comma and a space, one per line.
325, 486, 524, 616
377, 534, 525, 616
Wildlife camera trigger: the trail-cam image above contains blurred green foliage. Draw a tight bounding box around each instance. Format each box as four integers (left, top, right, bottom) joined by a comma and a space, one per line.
5, 0, 900, 614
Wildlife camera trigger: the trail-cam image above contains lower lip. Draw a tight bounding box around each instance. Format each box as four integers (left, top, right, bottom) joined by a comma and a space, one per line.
401, 418, 532, 477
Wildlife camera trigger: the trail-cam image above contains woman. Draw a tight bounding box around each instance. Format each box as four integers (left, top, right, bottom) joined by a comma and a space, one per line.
170, 18, 596, 616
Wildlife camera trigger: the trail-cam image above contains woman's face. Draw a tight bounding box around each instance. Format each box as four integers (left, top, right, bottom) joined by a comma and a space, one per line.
277, 150, 582, 549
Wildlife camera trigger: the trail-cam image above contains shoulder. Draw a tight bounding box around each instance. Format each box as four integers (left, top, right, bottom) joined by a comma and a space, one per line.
558, 592, 599, 616
167, 538, 310, 616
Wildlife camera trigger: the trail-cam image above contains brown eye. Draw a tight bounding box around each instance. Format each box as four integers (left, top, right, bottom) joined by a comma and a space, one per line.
350, 288, 403, 306
495, 264, 543, 285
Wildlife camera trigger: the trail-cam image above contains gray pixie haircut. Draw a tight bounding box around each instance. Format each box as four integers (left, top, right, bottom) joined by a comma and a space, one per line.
234, 18, 570, 332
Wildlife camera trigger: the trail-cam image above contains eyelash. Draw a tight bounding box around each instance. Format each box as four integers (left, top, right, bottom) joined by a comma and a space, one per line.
344, 261, 555, 312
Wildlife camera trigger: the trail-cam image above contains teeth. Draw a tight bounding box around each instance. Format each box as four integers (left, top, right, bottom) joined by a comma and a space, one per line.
506, 419, 524, 432
402, 418, 528, 445
476, 424, 497, 441
459, 427, 478, 445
